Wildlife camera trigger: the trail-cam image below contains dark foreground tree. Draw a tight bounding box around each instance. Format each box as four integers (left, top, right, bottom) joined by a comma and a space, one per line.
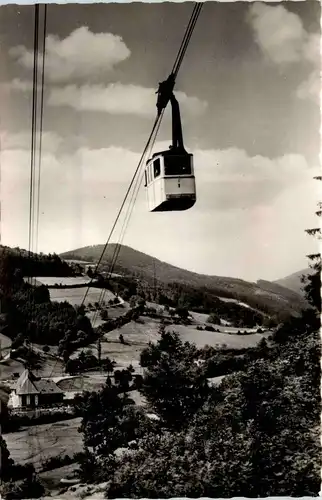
103, 180, 321, 498
302, 177, 321, 312
0, 435, 14, 481
105, 319, 320, 498
139, 331, 209, 429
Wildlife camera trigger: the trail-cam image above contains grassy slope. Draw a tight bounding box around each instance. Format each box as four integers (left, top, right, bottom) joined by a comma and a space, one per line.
4, 418, 82, 470
49, 287, 115, 306
71, 310, 271, 373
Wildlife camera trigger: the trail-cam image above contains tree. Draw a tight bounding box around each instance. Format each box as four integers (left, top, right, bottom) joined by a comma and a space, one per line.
78, 385, 136, 457
76, 304, 86, 316
207, 312, 221, 324
0, 435, 14, 481
114, 368, 132, 392
2, 474, 45, 499
100, 309, 109, 321
102, 357, 115, 375
11, 333, 24, 350
139, 331, 209, 429
106, 321, 320, 497
302, 176, 321, 312
175, 306, 189, 321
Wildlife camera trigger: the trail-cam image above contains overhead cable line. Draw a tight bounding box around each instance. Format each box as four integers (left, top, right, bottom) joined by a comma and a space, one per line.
90, 109, 165, 326
103, 4, 203, 282
81, 2, 203, 307
108, 110, 164, 279
28, 3, 40, 265
80, 114, 161, 306
35, 4, 47, 255
171, 3, 203, 78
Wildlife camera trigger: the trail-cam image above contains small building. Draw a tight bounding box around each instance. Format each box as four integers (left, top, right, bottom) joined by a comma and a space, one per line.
13, 369, 64, 409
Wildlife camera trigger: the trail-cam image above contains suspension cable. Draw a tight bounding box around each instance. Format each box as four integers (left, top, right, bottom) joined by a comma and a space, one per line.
35, 4, 47, 255
172, 3, 203, 79
80, 114, 161, 306
90, 109, 165, 326
108, 110, 164, 278
28, 4, 39, 264
106, 5, 203, 278
80, 2, 203, 307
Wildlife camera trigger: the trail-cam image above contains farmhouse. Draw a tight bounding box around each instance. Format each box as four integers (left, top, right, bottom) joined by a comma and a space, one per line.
12, 369, 64, 409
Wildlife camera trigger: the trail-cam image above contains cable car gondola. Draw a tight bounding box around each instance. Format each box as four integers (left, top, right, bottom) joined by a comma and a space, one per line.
145, 78, 196, 212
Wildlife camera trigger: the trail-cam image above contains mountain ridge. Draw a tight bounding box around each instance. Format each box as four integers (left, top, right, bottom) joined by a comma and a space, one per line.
60, 244, 310, 320
274, 268, 312, 296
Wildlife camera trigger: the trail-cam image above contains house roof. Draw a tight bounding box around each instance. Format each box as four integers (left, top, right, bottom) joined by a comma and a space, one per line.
16, 369, 63, 396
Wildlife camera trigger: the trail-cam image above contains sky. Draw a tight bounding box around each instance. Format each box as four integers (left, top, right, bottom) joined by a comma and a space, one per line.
0, 1, 320, 282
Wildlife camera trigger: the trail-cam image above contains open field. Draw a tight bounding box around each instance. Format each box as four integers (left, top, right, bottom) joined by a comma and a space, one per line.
64, 259, 94, 265
4, 418, 82, 470
97, 317, 161, 370
49, 287, 115, 306
33, 276, 92, 286
86, 303, 127, 328
36, 354, 65, 378
56, 374, 106, 393
170, 324, 271, 349
73, 313, 270, 372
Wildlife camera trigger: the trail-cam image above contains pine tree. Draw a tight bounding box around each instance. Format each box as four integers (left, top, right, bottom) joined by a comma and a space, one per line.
302, 176, 321, 312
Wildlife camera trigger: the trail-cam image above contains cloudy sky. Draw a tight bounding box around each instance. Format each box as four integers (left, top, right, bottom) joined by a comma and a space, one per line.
0, 1, 320, 281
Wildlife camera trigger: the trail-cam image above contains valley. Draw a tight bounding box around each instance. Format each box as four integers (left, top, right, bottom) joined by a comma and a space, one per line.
0, 243, 317, 499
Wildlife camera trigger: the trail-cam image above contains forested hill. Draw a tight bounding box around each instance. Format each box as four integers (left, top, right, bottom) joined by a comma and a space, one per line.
256, 279, 308, 305
0, 245, 74, 278
60, 244, 310, 320
274, 268, 313, 296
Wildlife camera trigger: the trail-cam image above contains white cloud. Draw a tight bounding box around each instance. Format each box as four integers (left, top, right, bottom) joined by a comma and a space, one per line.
296, 69, 321, 105
154, 140, 310, 185
1, 131, 317, 281
9, 27, 130, 83
0, 78, 34, 92
248, 3, 321, 104
248, 3, 308, 64
0, 130, 63, 153
47, 83, 208, 118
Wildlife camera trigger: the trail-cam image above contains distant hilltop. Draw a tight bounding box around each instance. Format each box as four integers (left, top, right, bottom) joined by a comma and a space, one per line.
273, 268, 313, 297
60, 243, 311, 321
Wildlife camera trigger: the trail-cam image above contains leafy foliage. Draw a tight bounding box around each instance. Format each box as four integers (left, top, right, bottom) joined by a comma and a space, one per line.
1, 475, 45, 499
0, 435, 14, 481
302, 260, 321, 312
3, 283, 94, 348
104, 317, 320, 497
139, 332, 210, 429
0, 245, 74, 278
65, 349, 100, 374
76, 386, 157, 463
